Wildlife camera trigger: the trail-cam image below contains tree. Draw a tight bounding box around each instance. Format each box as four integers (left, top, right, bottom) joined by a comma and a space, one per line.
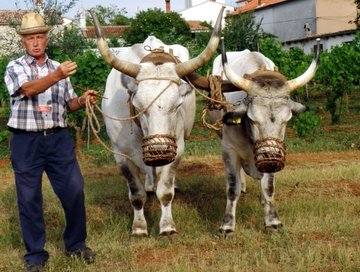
85, 5, 131, 26
47, 26, 94, 60
122, 8, 192, 45
17, 0, 78, 26
222, 12, 271, 51
316, 32, 360, 124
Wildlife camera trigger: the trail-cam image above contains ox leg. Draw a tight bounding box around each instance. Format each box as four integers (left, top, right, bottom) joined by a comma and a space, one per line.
121, 165, 148, 236
220, 152, 243, 235
260, 173, 282, 229
240, 168, 246, 193
157, 169, 177, 236
145, 167, 156, 194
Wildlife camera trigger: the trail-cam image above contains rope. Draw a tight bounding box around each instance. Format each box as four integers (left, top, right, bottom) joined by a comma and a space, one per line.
184, 75, 236, 132
84, 96, 131, 159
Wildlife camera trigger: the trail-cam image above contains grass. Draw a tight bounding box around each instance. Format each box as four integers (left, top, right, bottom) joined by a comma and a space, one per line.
1, 152, 360, 271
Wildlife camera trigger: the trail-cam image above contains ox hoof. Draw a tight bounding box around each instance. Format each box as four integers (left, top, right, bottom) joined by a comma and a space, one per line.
219, 228, 234, 239
131, 229, 149, 238
158, 231, 178, 241
264, 223, 283, 234
130, 232, 149, 238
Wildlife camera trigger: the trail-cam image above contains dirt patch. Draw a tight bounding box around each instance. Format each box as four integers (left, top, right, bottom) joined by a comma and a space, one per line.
178, 157, 224, 176
286, 151, 360, 168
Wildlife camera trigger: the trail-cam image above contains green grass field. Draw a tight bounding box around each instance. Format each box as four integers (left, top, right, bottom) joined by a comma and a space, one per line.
1, 152, 360, 271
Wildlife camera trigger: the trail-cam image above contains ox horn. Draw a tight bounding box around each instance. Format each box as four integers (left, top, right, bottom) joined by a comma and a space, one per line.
287, 38, 320, 92
175, 6, 225, 78
90, 10, 140, 78
221, 37, 253, 92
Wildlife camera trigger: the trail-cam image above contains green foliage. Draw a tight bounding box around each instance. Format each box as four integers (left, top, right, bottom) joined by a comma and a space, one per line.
0, 56, 10, 107
290, 111, 322, 139
85, 5, 131, 26
71, 50, 110, 91
316, 32, 360, 123
123, 9, 192, 45
222, 12, 271, 51
68, 50, 110, 128
0, 130, 10, 144
47, 26, 94, 60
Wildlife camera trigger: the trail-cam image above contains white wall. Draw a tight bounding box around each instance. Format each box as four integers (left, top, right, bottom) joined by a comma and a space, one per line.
180, 2, 234, 27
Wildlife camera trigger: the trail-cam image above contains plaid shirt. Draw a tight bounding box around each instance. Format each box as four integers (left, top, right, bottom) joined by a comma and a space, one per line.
5, 53, 77, 131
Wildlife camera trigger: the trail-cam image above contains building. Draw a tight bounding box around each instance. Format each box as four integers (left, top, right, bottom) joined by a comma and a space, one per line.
232, 0, 358, 52
179, 0, 235, 29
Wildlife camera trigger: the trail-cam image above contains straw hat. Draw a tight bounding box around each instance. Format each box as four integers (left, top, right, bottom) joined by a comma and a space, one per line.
17, 12, 51, 35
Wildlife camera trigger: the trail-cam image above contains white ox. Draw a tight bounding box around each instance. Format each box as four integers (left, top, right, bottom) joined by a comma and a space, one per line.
90, 8, 224, 237
208, 39, 320, 235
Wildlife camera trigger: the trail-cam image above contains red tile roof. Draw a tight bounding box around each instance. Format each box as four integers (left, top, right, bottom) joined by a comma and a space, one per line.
81, 25, 130, 39
187, 20, 209, 32
233, 0, 286, 15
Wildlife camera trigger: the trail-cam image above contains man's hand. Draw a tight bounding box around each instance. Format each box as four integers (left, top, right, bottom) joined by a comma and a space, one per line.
79, 90, 98, 107
55, 61, 77, 80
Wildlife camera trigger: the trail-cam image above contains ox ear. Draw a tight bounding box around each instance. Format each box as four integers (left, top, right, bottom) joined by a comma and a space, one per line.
121, 74, 138, 93
290, 100, 307, 115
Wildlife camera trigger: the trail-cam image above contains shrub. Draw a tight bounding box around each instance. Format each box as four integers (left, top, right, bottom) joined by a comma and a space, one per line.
290, 111, 322, 138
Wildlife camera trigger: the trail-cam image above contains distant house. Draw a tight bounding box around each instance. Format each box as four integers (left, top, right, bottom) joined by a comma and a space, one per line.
80, 25, 130, 46
179, 0, 234, 29
232, 0, 358, 53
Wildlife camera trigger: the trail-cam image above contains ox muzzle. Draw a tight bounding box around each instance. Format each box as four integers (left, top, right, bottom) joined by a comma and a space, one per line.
254, 137, 286, 173
142, 134, 177, 167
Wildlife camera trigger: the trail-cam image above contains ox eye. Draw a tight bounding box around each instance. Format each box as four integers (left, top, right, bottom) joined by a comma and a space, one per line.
174, 101, 183, 112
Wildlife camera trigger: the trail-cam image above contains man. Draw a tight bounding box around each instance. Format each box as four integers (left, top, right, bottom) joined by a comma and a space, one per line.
4, 12, 96, 272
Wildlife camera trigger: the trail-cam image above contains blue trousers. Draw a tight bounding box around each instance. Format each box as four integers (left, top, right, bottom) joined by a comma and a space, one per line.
10, 128, 87, 265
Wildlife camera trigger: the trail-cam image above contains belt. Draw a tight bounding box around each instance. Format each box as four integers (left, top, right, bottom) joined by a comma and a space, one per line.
8, 127, 64, 136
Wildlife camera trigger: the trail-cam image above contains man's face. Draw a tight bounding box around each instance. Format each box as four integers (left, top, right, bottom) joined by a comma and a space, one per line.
21, 33, 48, 58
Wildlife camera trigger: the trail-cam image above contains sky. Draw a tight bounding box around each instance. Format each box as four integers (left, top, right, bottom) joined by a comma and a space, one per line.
0, 0, 237, 18
0, 0, 185, 18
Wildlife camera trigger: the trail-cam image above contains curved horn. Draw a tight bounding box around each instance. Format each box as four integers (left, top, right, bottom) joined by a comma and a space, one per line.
221, 37, 253, 92
175, 6, 225, 78
90, 10, 140, 78
287, 38, 320, 92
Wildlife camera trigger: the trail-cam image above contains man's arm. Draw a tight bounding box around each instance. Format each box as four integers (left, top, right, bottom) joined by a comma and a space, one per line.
20, 61, 77, 97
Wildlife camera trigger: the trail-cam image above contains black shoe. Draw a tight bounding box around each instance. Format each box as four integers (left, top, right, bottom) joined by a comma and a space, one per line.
25, 263, 45, 272
66, 246, 96, 264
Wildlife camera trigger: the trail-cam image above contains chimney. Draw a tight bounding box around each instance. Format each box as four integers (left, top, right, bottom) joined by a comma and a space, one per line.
165, 0, 171, 13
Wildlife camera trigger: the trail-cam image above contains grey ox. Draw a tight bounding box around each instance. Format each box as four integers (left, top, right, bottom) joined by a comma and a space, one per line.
90, 8, 224, 237
208, 38, 320, 234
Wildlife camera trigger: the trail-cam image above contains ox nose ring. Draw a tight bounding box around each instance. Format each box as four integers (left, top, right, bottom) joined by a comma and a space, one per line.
254, 137, 286, 173
142, 134, 177, 167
